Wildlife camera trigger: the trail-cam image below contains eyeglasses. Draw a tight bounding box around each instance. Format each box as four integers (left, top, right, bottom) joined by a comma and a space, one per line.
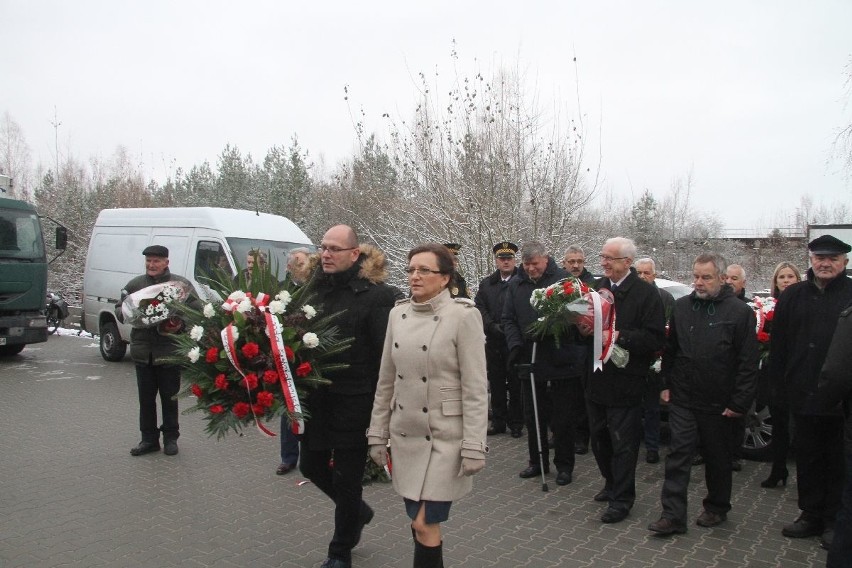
564, 259, 585, 265
598, 255, 627, 262
404, 267, 444, 276
319, 245, 357, 254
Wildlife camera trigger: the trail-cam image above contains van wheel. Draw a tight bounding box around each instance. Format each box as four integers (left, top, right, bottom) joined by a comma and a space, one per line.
0, 344, 26, 357
100, 321, 127, 362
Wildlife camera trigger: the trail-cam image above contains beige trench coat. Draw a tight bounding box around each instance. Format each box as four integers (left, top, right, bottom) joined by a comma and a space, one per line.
367, 289, 488, 502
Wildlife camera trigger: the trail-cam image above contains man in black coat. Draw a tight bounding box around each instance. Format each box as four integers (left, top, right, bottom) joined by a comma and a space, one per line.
562, 245, 598, 455
810, 302, 852, 565
299, 225, 400, 568
503, 241, 587, 486
648, 253, 758, 535
581, 237, 666, 524
475, 241, 522, 437
770, 234, 852, 549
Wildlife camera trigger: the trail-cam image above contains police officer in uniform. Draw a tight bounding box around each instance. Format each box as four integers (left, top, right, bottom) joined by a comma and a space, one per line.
444, 243, 471, 299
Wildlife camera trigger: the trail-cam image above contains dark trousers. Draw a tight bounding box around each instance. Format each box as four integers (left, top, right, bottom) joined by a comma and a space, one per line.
792, 413, 845, 523
487, 346, 523, 429
587, 400, 642, 512
279, 414, 300, 466
768, 403, 791, 474
661, 405, 735, 523
299, 445, 368, 562
827, 447, 852, 568
135, 363, 180, 443
575, 375, 590, 447
522, 379, 582, 473
643, 380, 661, 452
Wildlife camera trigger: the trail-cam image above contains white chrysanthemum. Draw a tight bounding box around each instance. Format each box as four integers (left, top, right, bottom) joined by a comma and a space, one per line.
302, 304, 317, 319
188, 347, 200, 363
236, 298, 253, 313
268, 300, 285, 315
222, 301, 235, 312
228, 290, 247, 302
203, 303, 216, 318
276, 290, 291, 302
302, 332, 320, 348
189, 325, 204, 341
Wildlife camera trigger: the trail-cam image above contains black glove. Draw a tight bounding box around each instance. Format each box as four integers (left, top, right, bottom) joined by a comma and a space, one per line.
506, 346, 523, 372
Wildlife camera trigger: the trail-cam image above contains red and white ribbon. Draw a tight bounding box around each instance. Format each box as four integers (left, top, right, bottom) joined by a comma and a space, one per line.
590, 291, 617, 372
221, 322, 276, 437
264, 312, 304, 435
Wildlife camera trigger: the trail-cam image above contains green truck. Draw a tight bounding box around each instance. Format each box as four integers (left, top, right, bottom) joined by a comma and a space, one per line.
0, 175, 67, 356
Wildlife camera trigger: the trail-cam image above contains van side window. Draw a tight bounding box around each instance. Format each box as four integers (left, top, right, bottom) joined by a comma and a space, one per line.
195, 241, 232, 284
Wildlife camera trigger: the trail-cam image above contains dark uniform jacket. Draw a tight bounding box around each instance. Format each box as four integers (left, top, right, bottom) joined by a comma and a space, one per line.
474, 267, 517, 354
303, 245, 401, 449
768, 269, 852, 415
502, 258, 586, 381
587, 268, 666, 407
810, 304, 852, 450
662, 284, 759, 414
118, 269, 196, 365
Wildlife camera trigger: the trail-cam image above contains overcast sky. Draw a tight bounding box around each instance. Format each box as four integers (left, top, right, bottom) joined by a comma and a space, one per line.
3, 1, 851, 229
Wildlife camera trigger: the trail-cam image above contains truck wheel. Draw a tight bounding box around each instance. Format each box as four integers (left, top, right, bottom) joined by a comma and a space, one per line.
99, 321, 127, 362
0, 344, 26, 357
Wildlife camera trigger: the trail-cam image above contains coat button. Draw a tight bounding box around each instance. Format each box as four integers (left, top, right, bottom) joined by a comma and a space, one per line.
402, 313, 407, 319
394, 342, 399, 348
425, 435, 431, 441
422, 407, 428, 413
401, 432, 407, 437
398, 374, 403, 380
422, 345, 427, 351
433, 316, 439, 321
399, 404, 404, 410
421, 376, 427, 382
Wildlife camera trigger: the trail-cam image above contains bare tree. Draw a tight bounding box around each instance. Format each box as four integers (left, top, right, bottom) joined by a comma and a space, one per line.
0, 112, 33, 199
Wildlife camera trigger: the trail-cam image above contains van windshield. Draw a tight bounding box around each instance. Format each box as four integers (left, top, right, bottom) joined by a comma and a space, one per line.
226, 237, 314, 278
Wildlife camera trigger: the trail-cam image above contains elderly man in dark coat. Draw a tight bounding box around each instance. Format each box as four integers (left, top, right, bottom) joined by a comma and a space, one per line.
770, 234, 852, 550
583, 237, 666, 524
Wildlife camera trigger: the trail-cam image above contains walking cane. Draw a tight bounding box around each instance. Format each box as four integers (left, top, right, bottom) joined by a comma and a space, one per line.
523, 341, 549, 492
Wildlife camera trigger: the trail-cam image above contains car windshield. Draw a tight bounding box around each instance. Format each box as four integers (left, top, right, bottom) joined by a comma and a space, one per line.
226, 237, 315, 278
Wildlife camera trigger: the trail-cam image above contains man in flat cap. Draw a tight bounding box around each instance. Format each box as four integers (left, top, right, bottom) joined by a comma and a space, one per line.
475, 242, 523, 437
770, 234, 852, 549
118, 245, 196, 457
444, 243, 471, 299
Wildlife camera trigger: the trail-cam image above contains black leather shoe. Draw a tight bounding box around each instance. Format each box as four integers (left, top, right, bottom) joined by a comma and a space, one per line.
648, 517, 687, 535
130, 441, 160, 456
782, 515, 824, 538
731, 459, 742, 472
354, 502, 374, 546
320, 558, 351, 568
601, 507, 629, 523
692, 454, 704, 466
555, 471, 572, 485
519, 464, 549, 478
163, 440, 178, 456
574, 443, 589, 455
821, 527, 835, 550
510, 428, 523, 438
696, 510, 726, 527
646, 450, 660, 464
593, 488, 610, 502
487, 422, 506, 436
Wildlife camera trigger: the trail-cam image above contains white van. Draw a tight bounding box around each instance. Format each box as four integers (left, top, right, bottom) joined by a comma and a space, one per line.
82, 207, 313, 361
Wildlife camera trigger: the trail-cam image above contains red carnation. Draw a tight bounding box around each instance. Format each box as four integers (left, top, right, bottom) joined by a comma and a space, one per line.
209, 404, 224, 414
545, 288, 554, 298
263, 370, 278, 384
257, 391, 274, 408
241, 373, 259, 390
296, 361, 312, 377
205, 347, 219, 363
214, 374, 229, 390
241, 342, 260, 359
284, 346, 295, 362
233, 402, 250, 419
150, 299, 160, 306
563, 282, 574, 294
765, 310, 774, 322
252, 403, 265, 415
191, 384, 203, 398
757, 331, 770, 343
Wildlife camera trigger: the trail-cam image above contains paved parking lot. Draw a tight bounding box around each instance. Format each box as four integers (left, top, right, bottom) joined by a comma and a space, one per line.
0, 333, 829, 567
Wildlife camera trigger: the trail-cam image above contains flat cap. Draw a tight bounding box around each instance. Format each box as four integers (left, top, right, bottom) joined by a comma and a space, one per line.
492, 241, 519, 258
808, 234, 851, 255
444, 243, 461, 255
142, 245, 169, 258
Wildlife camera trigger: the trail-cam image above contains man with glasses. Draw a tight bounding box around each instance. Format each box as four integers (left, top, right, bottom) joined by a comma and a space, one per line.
562, 245, 597, 455
475, 241, 523, 438
770, 234, 852, 550
299, 225, 401, 568
581, 237, 665, 524
503, 241, 587, 486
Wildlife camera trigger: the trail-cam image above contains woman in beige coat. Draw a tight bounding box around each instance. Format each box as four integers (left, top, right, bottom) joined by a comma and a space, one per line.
368, 243, 488, 568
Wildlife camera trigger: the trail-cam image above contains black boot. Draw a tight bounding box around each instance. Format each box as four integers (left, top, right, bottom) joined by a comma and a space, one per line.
413, 539, 443, 568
